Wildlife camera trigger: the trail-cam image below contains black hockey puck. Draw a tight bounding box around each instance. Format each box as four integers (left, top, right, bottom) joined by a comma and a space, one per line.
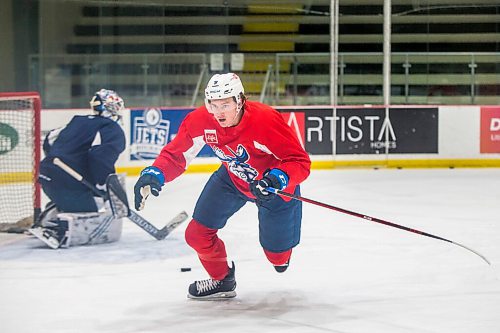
180, 267, 192, 272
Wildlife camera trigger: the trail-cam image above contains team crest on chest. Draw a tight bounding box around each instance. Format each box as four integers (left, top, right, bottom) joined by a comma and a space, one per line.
211, 144, 258, 182
204, 129, 218, 144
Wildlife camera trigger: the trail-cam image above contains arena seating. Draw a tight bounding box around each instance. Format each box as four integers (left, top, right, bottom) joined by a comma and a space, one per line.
38, 1, 499, 106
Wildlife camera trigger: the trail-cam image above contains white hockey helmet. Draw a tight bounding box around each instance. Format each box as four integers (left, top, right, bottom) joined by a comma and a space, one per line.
90, 89, 124, 121
204, 73, 245, 111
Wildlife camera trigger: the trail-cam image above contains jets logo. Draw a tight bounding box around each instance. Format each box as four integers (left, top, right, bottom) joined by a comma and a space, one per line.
131, 109, 169, 160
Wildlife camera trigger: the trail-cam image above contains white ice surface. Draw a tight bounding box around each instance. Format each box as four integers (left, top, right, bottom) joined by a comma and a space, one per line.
1, 168, 500, 333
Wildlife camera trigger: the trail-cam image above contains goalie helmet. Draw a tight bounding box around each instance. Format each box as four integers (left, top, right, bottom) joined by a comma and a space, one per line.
90, 89, 124, 121
204, 73, 245, 111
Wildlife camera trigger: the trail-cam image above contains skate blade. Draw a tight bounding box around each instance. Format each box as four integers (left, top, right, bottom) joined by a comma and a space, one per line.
187, 290, 237, 301
28, 228, 60, 249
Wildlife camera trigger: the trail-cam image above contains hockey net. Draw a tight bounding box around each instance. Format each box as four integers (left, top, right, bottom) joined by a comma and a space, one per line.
0, 92, 41, 233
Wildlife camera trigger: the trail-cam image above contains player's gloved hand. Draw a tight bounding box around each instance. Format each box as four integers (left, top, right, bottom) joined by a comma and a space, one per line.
250, 168, 289, 201
134, 166, 165, 210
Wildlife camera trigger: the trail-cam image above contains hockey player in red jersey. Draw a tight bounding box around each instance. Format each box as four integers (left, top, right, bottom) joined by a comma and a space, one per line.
134, 73, 311, 299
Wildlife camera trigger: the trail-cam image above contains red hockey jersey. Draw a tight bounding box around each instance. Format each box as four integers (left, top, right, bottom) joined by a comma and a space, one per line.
152, 100, 311, 199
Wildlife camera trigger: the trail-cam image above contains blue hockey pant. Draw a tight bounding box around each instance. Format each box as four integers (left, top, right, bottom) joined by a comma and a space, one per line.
192, 165, 302, 253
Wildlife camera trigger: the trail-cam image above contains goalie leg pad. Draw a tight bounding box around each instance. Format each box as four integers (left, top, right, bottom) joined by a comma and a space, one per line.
62, 211, 123, 246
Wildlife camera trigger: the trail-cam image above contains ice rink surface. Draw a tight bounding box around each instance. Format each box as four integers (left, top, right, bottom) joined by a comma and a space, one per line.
1, 168, 500, 333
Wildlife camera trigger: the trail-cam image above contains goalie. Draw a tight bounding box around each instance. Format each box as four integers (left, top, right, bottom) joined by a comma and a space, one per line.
30, 89, 126, 249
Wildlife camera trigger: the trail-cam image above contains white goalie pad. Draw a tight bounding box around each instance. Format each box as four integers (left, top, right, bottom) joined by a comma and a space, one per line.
32, 173, 127, 248
59, 211, 123, 247
30, 210, 122, 249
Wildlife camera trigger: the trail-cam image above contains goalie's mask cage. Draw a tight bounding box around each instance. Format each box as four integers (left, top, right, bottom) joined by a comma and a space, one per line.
0, 92, 41, 233
89, 89, 124, 122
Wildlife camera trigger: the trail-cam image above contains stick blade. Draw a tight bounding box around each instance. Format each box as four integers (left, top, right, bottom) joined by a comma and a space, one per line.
452, 240, 491, 266
156, 211, 189, 240
106, 174, 130, 218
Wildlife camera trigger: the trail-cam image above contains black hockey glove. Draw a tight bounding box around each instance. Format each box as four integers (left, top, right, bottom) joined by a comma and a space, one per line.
134, 166, 164, 210
250, 168, 289, 201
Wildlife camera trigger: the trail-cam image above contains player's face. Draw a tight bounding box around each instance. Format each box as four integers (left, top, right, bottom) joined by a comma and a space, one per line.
206, 97, 241, 127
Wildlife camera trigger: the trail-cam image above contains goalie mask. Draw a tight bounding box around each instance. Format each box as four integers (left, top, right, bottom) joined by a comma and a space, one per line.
90, 89, 124, 122
204, 73, 245, 112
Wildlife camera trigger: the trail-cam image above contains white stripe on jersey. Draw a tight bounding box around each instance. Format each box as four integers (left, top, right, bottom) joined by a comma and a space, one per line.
91, 131, 102, 147
182, 135, 206, 169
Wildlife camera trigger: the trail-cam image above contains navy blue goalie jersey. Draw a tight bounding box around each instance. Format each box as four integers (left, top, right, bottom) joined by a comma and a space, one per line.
40, 115, 125, 189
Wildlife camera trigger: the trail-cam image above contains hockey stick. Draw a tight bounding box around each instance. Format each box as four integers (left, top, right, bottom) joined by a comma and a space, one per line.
266, 187, 491, 265
105, 173, 188, 240
53, 158, 188, 240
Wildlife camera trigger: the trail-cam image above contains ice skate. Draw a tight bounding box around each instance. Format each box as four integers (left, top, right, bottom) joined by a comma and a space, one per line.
29, 218, 70, 249
274, 259, 290, 273
187, 262, 236, 300
29, 227, 64, 249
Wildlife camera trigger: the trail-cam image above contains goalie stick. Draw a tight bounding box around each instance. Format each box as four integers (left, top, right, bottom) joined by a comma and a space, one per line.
53, 158, 188, 240
105, 173, 188, 240
267, 187, 491, 266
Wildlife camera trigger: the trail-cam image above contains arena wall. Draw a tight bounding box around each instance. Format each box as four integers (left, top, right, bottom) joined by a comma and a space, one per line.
41, 105, 500, 175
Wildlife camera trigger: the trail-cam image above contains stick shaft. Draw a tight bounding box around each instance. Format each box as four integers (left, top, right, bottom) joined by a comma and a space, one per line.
53, 158, 172, 240
267, 188, 490, 265
53, 158, 84, 182
53, 158, 102, 197
275, 189, 449, 242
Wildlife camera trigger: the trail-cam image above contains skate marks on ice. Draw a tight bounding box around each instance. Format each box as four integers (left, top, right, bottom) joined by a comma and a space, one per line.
102, 291, 352, 333
101, 289, 492, 333
103, 285, 500, 333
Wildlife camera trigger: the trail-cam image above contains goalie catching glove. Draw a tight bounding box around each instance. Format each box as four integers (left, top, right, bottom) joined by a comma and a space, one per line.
134, 166, 164, 210
250, 168, 289, 201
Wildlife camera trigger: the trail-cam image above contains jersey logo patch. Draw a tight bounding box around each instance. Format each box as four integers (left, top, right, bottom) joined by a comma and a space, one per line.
211, 144, 258, 183
204, 129, 218, 144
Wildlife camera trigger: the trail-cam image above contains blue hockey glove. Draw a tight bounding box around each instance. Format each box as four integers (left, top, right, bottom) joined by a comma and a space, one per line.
134, 166, 165, 211
250, 168, 289, 201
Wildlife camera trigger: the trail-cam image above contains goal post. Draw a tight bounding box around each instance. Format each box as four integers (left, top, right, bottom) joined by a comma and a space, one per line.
0, 92, 41, 233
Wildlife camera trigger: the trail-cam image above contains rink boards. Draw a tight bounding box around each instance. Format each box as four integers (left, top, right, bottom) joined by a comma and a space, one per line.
38, 104, 500, 174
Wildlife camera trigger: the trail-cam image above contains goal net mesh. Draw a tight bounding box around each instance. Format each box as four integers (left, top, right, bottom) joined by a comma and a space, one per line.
0, 93, 41, 233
